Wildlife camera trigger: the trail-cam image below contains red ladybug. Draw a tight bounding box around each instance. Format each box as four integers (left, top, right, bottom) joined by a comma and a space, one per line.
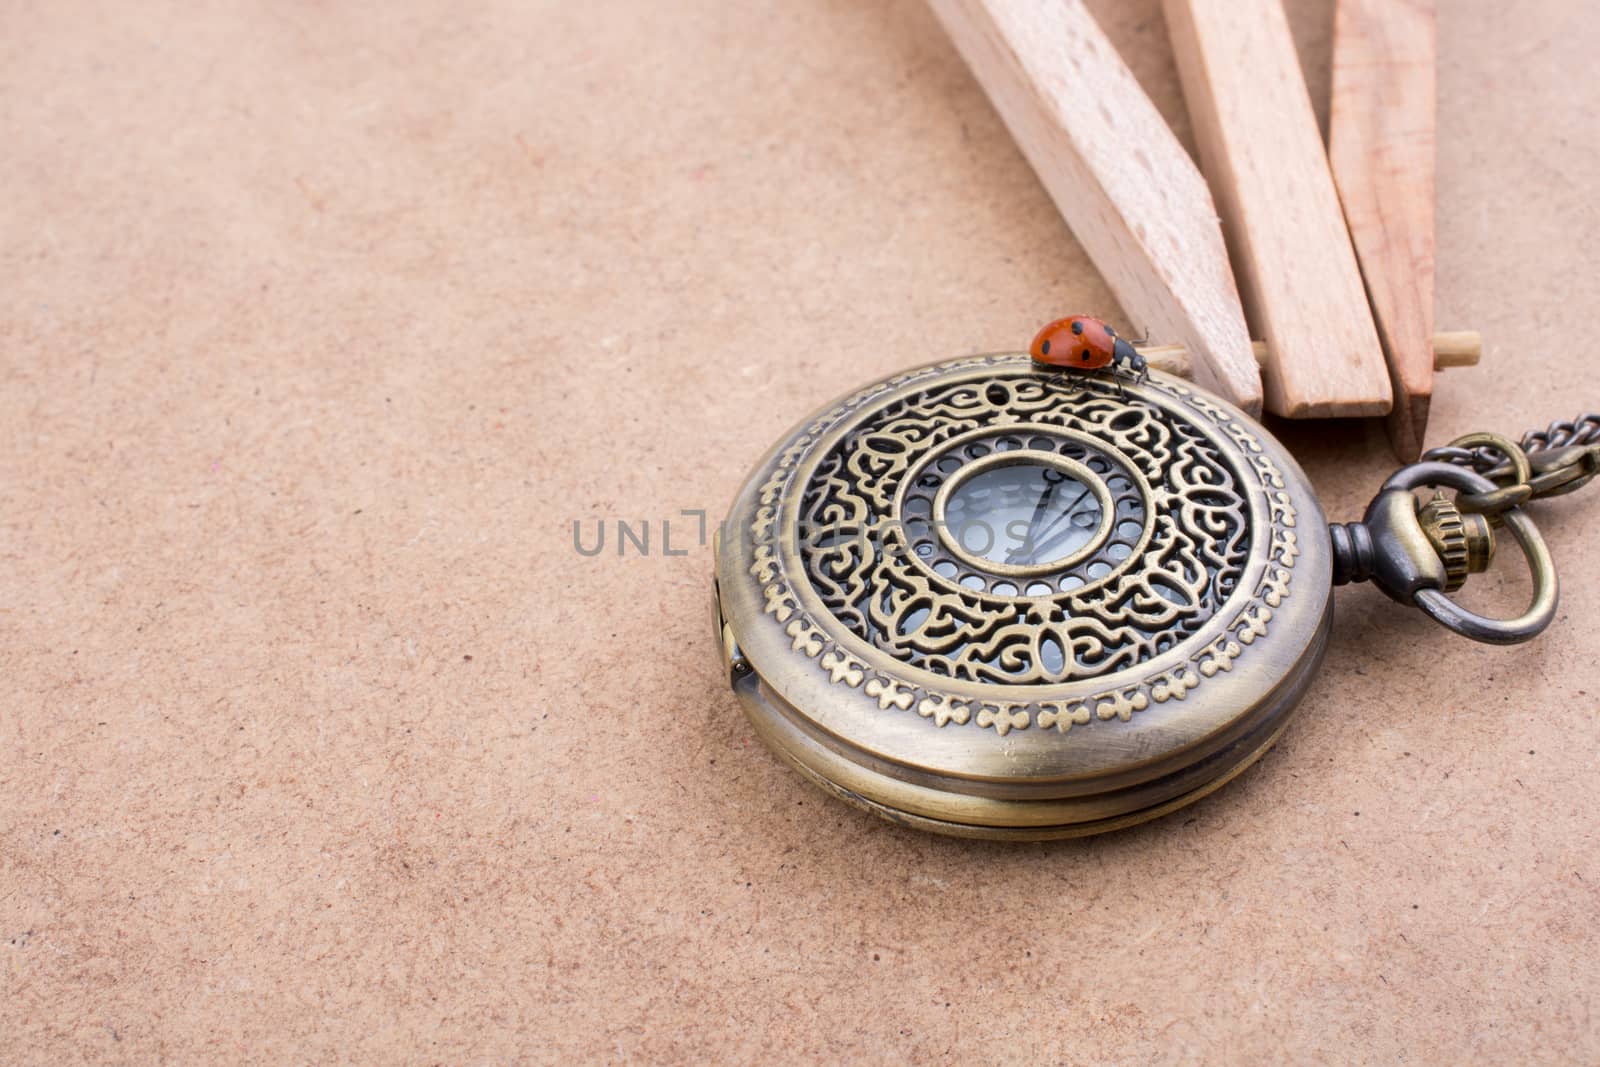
1029, 316, 1147, 379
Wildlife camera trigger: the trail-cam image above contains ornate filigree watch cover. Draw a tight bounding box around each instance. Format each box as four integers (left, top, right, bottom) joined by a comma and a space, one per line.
714, 355, 1330, 838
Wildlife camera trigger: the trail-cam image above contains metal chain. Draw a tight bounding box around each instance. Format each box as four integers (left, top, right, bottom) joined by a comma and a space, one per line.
1522, 413, 1600, 452
1424, 413, 1600, 471
1421, 413, 1600, 514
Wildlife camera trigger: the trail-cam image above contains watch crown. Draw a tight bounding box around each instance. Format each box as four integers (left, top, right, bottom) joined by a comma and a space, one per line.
1418, 492, 1494, 592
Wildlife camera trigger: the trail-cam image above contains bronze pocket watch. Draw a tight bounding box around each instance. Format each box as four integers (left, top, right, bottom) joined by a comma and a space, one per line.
712, 340, 1594, 839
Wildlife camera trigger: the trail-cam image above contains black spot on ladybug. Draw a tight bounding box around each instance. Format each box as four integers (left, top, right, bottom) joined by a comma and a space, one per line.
1040, 339, 1051, 355
1081, 350, 1091, 361
1070, 321, 1084, 336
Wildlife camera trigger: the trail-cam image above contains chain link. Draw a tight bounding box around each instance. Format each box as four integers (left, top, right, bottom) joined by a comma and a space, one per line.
1424, 413, 1600, 469
1422, 413, 1600, 514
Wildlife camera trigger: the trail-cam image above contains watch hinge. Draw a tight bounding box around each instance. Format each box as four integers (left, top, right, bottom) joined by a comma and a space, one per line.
711, 574, 750, 686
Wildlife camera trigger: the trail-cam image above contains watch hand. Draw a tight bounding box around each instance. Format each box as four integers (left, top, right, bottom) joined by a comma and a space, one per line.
1029, 496, 1101, 560
1029, 485, 1093, 551
1005, 480, 1060, 564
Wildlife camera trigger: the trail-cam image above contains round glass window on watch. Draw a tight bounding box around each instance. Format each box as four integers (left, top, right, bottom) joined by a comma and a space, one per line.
940, 459, 1106, 570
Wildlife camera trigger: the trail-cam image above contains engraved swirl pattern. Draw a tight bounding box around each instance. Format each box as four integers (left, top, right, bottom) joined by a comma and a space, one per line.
797, 372, 1249, 684
746, 357, 1300, 735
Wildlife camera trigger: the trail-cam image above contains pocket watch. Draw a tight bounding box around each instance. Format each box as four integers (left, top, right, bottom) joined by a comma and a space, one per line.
712, 328, 1596, 839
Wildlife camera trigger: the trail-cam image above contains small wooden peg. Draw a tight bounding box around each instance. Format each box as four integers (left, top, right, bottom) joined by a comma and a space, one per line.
1140, 330, 1478, 381
1429, 331, 1480, 369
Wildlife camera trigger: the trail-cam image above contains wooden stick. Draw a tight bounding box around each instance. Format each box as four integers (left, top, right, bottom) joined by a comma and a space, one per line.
927, 0, 1264, 415
1330, 0, 1438, 460
1430, 330, 1480, 368
1163, 0, 1393, 419
1140, 330, 1477, 380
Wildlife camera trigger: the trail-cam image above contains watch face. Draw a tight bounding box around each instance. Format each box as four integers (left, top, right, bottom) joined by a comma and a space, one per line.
895, 427, 1144, 599
940, 457, 1104, 569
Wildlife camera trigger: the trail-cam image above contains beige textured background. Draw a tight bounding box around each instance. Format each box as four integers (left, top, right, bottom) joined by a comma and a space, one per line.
3, 0, 1598, 1062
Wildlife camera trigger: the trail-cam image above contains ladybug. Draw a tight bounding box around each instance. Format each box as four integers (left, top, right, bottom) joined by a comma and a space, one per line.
1029, 315, 1148, 380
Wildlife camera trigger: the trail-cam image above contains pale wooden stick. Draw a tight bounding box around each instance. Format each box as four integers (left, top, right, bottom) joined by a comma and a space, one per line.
1331, 0, 1438, 460
1430, 331, 1480, 368
927, 0, 1263, 415
1164, 0, 1393, 419
1141, 330, 1478, 380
